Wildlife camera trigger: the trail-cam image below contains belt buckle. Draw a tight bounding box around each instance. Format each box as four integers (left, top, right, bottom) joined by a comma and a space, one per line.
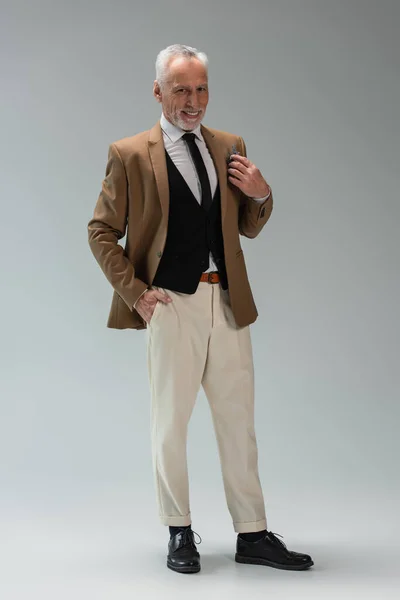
208, 271, 218, 284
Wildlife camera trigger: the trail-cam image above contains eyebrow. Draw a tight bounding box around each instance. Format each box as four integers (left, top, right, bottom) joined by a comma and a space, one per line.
172, 83, 208, 91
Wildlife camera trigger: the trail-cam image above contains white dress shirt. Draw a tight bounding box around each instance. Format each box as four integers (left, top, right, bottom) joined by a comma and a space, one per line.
133, 114, 269, 307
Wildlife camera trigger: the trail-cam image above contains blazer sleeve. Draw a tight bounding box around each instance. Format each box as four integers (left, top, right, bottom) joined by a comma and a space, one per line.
237, 136, 273, 239
87, 143, 148, 311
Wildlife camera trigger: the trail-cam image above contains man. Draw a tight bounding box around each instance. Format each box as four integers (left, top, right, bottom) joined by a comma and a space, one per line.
88, 44, 313, 574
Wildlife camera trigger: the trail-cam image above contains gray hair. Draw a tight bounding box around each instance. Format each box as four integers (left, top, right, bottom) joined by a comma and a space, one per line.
155, 44, 208, 89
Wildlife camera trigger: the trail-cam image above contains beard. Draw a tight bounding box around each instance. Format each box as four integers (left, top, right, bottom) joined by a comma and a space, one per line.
170, 108, 205, 131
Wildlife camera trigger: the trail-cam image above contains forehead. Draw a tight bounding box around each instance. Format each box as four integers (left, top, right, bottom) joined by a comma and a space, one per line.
165, 57, 208, 86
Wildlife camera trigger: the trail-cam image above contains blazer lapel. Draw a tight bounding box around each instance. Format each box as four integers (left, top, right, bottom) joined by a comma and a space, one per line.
148, 121, 169, 223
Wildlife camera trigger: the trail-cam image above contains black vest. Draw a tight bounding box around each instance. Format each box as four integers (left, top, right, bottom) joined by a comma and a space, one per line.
152, 150, 228, 293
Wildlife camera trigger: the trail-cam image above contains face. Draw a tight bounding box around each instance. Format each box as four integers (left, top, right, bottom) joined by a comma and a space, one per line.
153, 56, 209, 131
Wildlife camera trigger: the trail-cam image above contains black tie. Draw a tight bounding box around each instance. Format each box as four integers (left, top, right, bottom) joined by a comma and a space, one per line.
182, 132, 212, 212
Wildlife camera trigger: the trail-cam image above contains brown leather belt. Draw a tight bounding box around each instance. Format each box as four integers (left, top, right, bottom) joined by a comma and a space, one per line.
200, 271, 220, 284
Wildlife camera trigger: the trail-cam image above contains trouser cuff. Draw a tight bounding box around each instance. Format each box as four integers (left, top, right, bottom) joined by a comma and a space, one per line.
160, 513, 192, 527
233, 518, 267, 534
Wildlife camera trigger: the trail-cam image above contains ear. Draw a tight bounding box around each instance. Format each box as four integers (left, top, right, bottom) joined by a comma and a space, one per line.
153, 80, 162, 103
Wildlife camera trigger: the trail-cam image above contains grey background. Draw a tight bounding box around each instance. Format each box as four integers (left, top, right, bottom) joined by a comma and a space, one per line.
1, 0, 399, 598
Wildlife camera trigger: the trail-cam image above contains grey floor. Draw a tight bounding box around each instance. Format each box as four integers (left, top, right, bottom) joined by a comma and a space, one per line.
2, 479, 399, 600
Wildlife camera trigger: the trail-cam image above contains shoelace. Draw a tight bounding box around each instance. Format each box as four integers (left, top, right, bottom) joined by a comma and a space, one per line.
179, 528, 202, 548
267, 530, 288, 550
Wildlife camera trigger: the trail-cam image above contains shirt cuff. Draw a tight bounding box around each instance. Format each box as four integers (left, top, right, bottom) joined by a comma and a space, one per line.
251, 188, 271, 203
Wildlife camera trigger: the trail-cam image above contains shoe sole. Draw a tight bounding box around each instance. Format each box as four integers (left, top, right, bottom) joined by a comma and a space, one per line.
167, 561, 201, 574
235, 554, 314, 570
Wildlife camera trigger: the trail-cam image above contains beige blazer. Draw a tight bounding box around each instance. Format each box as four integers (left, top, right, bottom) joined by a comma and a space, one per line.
88, 121, 273, 330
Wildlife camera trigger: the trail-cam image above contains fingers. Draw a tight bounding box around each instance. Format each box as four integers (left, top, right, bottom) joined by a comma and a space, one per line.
152, 289, 172, 303
230, 154, 251, 167
228, 167, 245, 181
228, 155, 251, 183
228, 175, 244, 191
136, 292, 171, 324
229, 159, 248, 171
228, 163, 247, 178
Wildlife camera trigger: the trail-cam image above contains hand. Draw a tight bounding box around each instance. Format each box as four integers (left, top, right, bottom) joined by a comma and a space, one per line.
228, 154, 270, 198
136, 288, 172, 323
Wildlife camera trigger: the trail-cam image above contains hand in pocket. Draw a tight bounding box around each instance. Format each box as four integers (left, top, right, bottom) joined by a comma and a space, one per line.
135, 288, 172, 324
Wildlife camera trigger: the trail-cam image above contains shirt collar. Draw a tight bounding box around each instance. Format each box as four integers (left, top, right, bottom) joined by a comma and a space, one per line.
160, 112, 203, 143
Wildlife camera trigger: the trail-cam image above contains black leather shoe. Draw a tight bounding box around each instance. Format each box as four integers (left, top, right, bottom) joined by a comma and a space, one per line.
235, 530, 314, 570
167, 528, 202, 574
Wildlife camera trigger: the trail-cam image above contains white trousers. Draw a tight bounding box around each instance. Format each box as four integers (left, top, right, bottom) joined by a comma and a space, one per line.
145, 281, 267, 533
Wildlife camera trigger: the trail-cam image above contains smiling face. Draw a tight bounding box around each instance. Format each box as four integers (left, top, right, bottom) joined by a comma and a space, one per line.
153, 56, 209, 131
